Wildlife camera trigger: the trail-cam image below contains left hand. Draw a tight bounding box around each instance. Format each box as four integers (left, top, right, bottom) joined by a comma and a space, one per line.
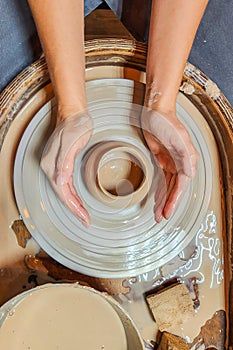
40, 111, 93, 227
141, 108, 199, 222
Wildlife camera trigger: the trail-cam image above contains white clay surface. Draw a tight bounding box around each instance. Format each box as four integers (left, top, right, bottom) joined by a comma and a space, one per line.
13, 79, 212, 278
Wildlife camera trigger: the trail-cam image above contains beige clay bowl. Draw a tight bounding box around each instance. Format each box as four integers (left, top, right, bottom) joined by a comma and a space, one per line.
0, 283, 145, 349
85, 141, 153, 209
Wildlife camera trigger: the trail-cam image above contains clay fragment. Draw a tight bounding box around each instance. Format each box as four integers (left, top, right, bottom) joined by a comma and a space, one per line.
189, 310, 226, 349
11, 219, 31, 248
146, 283, 194, 332
158, 331, 189, 350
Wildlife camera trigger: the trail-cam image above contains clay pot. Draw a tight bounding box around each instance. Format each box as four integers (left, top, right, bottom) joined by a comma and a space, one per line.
85, 141, 153, 209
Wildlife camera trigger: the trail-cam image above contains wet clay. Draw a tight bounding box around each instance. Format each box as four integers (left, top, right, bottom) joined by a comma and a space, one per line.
0, 285, 127, 350
99, 158, 144, 196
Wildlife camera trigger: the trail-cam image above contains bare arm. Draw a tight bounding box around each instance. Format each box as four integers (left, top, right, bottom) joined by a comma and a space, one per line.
28, 0, 91, 226
146, 0, 208, 112
143, 0, 208, 221
28, 0, 86, 122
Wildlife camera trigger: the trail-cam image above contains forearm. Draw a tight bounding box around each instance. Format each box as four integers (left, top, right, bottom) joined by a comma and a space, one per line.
28, 0, 86, 120
146, 0, 208, 113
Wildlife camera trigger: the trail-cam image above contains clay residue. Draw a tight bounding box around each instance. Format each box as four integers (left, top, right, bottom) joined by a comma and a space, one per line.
11, 219, 31, 248
158, 332, 189, 350
185, 278, 200, 310
205, 80, 221, 100
180, 81, 195, 95
189, 310, 226, 349
155, 309, 225, 349
28, 253, 132, 296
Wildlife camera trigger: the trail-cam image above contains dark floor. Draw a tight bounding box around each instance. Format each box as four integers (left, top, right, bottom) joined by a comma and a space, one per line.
189, 0, 233, 106
0, 0, 232, 106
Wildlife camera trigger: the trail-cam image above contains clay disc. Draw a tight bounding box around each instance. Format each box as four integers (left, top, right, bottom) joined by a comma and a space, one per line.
14, 78, 212, 278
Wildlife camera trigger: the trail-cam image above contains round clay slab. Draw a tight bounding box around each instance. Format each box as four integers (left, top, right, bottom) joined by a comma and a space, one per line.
14, 78, 212, 278
0, 284, 143, 350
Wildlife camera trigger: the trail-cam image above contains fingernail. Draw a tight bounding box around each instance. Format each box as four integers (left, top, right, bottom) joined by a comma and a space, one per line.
164, 205, 175, 219
82, 218, 91, 228
79, 211, 91, 228
154, 210, 163, 223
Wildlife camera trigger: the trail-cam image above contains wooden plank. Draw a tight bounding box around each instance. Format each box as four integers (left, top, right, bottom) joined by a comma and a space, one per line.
121, 0, 152, 42
85, 9, 133, 40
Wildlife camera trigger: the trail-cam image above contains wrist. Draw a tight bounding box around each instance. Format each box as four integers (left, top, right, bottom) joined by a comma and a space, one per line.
144, 82, 177, 117
150, 99, 177, 118
57, 103, 88, 124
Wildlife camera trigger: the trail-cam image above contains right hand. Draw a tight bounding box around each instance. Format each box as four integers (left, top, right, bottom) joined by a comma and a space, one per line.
141, 107, 199, 222
40, 111, 93, 227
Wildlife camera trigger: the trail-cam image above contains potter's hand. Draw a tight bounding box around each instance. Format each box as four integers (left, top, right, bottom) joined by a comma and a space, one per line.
40, 111, 93, 227
141, 108, 199, 222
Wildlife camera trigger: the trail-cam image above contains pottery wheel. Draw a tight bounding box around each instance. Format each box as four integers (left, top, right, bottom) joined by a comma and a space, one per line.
14, 78, 212, 278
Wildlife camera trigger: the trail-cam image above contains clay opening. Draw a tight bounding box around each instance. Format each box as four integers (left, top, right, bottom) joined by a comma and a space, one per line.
97, 152, 145, 197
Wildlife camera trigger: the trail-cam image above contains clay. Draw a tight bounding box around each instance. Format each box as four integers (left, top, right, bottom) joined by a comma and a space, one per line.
146, 283, 194, 333
0, 285, 128, 350
158, 332, 189, 350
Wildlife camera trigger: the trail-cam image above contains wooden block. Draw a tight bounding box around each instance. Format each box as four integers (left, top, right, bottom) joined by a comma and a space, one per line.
146, 283, 194, 332
158, 332, 189, 350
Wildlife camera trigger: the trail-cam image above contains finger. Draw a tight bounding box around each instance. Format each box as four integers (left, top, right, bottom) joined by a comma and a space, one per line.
40, 131, 63, 180
61, 182, 91, 227
55, 138, 90, 225
144, 130, 178, 174
170, 124, 199, 178
189, 151, 199, 177
143, 131, 161, 155
56, 154, 74, 186
181, 144, 199, 178
154, 169, 167, 223
154, 171, 175, 222
55, 135, 89, 186
68, 175, 84, 206
164, 172, 176, 205
163, 173, 190, 219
